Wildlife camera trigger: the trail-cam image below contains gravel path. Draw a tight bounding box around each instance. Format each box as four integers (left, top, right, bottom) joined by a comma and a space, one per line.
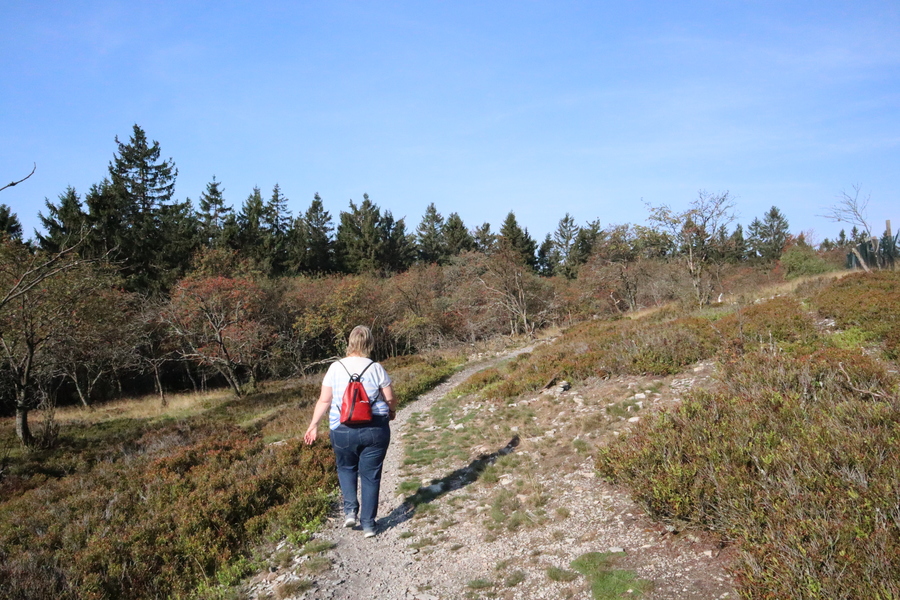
247, 349, 736, 600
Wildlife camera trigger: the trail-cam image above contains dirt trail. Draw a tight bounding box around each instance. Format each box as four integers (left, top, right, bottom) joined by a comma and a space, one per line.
246, 347, 736, 600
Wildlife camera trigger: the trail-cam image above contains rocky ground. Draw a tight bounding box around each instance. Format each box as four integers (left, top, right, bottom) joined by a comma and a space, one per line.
244, 346, 736, 600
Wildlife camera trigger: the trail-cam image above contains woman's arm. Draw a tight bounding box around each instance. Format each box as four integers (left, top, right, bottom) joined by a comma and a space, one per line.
381, 384, 397, 419
304, 385, 333, 445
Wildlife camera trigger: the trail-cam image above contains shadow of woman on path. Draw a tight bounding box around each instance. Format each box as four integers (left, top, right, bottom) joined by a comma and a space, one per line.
378, 435, 520, 531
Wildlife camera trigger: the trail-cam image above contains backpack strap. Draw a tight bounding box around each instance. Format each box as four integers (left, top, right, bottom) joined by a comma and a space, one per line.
336, 359, 376, 382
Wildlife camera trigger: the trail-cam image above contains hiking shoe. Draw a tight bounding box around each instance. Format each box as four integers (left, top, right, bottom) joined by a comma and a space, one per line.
363, 528, 376, 538
343, 516, 357, 528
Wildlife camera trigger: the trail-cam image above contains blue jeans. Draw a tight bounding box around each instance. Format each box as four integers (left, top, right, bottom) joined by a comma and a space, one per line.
329, 416, 391, 530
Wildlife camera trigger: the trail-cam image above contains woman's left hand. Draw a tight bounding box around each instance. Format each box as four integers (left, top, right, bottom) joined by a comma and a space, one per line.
304, 425, 318, 445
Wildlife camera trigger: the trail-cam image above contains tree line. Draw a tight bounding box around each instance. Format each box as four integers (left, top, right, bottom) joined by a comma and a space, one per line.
0, 124, 874, 446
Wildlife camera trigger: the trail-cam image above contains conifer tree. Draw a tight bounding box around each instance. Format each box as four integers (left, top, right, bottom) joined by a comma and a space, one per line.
536, 234, 559, 276
416, 203, 447, 264
263, 184, 292, 275
498, 211, 537, 268
551, 213, 579, 278
726, 223, 747, 263
568, 219, 602, 267
237, 186, 266, 264
443, 212, 474, 256
473, 222, 496, 253
748, 206, 790, 262
93, 124, 192, 293
0, 204, 22, 241
197, 176, 232, 248
336, 194, 413, 273
289, 193, 334, 274
38, 187, 86, 252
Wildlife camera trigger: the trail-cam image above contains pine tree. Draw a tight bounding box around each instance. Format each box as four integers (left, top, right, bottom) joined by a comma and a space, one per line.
290, 193, 334, 273
197, 176, 232, 248
473, 222, 496, 254
536, 234, 559, 276
237, 186, 266, 265
416, 203, 447, 264
552, 213, 579, 278
335, 194, 412, 273
568, 220, 602, 268
263, 184, 292, 275
498, 211, 537, 268
0, 204, 23, 241
443, 212, 474, 256
37, 187, 86, 251
94, 124, 189, 292
748, 206, 790, 262
726, 223, 747, 263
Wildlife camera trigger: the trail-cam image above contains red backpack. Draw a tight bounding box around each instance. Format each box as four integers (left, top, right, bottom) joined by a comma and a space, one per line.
337, 360, 377, 425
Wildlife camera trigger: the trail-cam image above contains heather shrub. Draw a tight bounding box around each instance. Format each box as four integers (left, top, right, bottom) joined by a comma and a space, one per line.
810, 271, 900, 358
453, 368, 504, 397
383, 353, 462, 409
598, 349, 900, 599
0, 424, 335, 600
486, 316, 718, 400
713, 296, 820, 355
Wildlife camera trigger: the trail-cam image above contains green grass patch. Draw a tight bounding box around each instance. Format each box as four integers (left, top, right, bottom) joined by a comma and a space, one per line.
546, 566, 579, 582
570, 552, 651, 599
299, 539, 336, 555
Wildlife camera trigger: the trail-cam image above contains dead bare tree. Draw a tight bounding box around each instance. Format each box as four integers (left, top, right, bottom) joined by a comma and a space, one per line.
821, 184, 873, 235
0, 163, 36, 193
820, 184, 878, 270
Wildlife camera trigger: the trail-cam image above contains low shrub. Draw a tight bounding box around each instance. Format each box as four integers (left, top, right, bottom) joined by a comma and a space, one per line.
713, 296, 820, 355
484, 316, 719, 400
780, 245, 834, 279
384, 354, 462, 409
0, 424, 335, 600
810, 271, 900, 358
597, 349, 900, 599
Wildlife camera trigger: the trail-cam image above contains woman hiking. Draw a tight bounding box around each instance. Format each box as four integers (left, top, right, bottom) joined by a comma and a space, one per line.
304, 325, 397, 538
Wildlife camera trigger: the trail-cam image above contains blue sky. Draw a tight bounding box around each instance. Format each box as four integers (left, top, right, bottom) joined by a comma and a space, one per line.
2, 1, 898, 244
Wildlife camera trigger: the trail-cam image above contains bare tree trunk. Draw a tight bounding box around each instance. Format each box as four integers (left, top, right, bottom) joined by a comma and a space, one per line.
69, 370, 90, 408
15, 404, 33, 447
183, 361, 199, 393
153, 364, 167, 407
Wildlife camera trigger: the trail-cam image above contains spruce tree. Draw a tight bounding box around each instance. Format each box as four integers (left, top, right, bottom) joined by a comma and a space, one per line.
93, 124, 189, 292
443, 212, 474, 256
289, 193, 334, 274
197, 176, 232, 248
237, 186, 266, 265
416, 203, 447, 264
726, 223, 747, 263
748, 206, 790, 262
552, 213, 579, 278
0, 204, 22, 241
473, 222, 496, 253
336, 194, 413, 273
568, 219, 602, 267
37, 187, 86, 251
263, 184, 292, 275
536, 234, 559, 276
498, 211, 537, 268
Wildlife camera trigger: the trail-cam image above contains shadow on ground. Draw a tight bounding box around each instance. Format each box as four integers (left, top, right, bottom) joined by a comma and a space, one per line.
379, 435, 520, 531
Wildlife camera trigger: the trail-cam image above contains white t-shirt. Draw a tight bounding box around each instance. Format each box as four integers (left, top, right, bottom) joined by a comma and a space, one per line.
322, 357, 392, 429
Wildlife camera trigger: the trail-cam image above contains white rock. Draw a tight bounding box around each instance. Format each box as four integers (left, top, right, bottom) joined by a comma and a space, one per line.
634, 393, 647, 399
628, 416, 640, 423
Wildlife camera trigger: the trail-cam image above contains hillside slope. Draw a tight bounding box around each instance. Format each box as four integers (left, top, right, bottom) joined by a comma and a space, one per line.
245, 347, 734, 600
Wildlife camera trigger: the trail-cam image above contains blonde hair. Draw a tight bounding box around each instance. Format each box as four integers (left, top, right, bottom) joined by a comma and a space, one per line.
346, 325, 374, 357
